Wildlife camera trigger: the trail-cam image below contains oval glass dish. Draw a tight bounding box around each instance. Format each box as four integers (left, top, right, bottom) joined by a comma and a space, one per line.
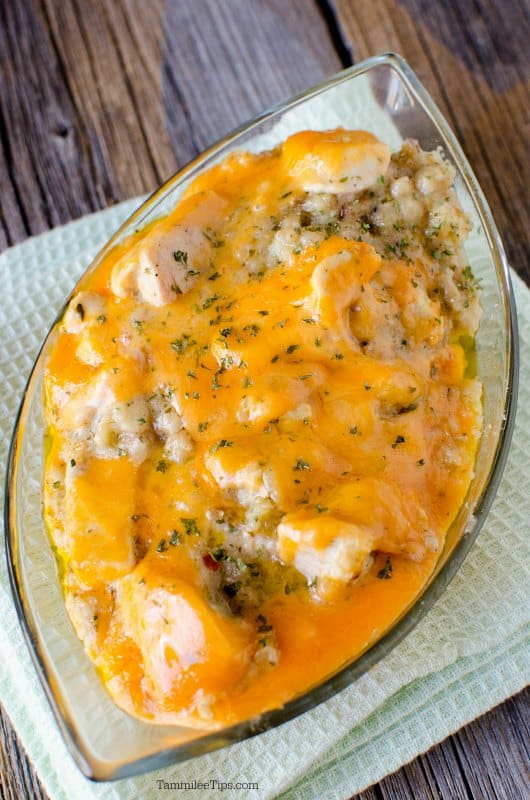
5, 53, 518, 781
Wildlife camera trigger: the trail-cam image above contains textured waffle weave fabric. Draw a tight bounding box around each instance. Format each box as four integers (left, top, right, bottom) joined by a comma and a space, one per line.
0, 201, 528, 800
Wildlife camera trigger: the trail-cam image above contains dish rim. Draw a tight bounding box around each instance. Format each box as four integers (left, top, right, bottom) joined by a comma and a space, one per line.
4, 51, 519, 781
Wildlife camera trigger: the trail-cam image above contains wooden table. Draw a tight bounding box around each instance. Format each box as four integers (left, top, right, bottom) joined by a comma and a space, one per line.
1, 1, 528, 797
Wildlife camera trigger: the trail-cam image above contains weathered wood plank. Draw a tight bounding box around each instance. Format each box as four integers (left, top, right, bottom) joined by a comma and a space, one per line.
378, 738, 474, 800
40, 0, 166, 204
0, 0, 342, 246
366, 688, 530, 800
0, 707, 47, 800
160, 0, 342, 156
330, 0, 530, 282
0, 119, 28, 250
0, 0, 110, 235
451, 687, 530, 800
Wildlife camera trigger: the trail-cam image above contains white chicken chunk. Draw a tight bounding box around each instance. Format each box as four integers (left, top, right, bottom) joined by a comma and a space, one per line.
148, 388, 195, 464
55, 372, 115, 431
164, 429, 195, 464
111, 190, 227, 306
311, 243, 381, 345
94, 394, 151, 463
63, 291, 106, 334
205, 450, 278, 507
118, 578, 208, 695
280, 402, 313, 423
115, 566, 251, 724
55, 373, 151, 464
282, 129, 390, 194
277, 513, 374, 600
63, 291, 107, 366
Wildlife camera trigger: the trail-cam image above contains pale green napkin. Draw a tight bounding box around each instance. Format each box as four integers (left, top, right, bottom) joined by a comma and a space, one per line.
0, 201, 528, 800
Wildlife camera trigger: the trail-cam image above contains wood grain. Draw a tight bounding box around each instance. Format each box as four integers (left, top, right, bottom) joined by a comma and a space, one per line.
331, 0, 530, 282
0, 0, 342, 247
160, 0, 342, 156
0, 712, 46, 800
0, 1, 528, 799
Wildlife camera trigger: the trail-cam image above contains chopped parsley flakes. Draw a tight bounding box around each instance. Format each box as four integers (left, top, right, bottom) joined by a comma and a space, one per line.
173, 250, 188, 264
377, 556, 393, 580
294, 458, 311, 471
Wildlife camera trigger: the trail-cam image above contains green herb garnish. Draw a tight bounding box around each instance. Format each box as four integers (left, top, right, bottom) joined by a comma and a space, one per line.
377, 556, 393, 580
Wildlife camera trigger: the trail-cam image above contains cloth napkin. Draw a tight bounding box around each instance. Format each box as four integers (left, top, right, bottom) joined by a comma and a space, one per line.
0, 201, 528, 800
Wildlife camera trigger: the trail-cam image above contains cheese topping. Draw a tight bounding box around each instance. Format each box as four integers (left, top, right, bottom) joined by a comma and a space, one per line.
43, 130, 482, 727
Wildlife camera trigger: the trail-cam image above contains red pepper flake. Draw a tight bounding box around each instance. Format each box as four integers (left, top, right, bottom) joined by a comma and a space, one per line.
202, 553, 220, 571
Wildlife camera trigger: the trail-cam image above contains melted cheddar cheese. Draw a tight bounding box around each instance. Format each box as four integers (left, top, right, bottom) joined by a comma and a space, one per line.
44, 130, 482, 727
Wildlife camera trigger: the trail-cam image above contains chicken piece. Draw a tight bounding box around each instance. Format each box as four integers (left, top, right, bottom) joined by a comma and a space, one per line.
149, 388, 184, 441
210, 338, 244, 370
301, 192, 340, 226
277, 512, 373, 600
115, 563, 252, 723
323, 478, 432, 561
56, 373, 151, 464
235, 380, 311, 429
75, 334, 104, 368
111, 191, 227, 306
205, 447, 278, 507
164, 429, 195, 464
55, 372, 115, 432
282, 129, 390, 194
62, 291, 108, 366
93, 394, 151, 463
401, 285, 446, 347
414, 162, 454, 196
371, 175, 425, 228
64, 456, 137, 584
311, 240, 381, 344
280, 401, 313, 424
63, 291, 106, 334
148, 388, 195, 463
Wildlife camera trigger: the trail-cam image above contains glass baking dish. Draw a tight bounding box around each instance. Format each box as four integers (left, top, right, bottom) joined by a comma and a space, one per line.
4, 53, 518, 780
